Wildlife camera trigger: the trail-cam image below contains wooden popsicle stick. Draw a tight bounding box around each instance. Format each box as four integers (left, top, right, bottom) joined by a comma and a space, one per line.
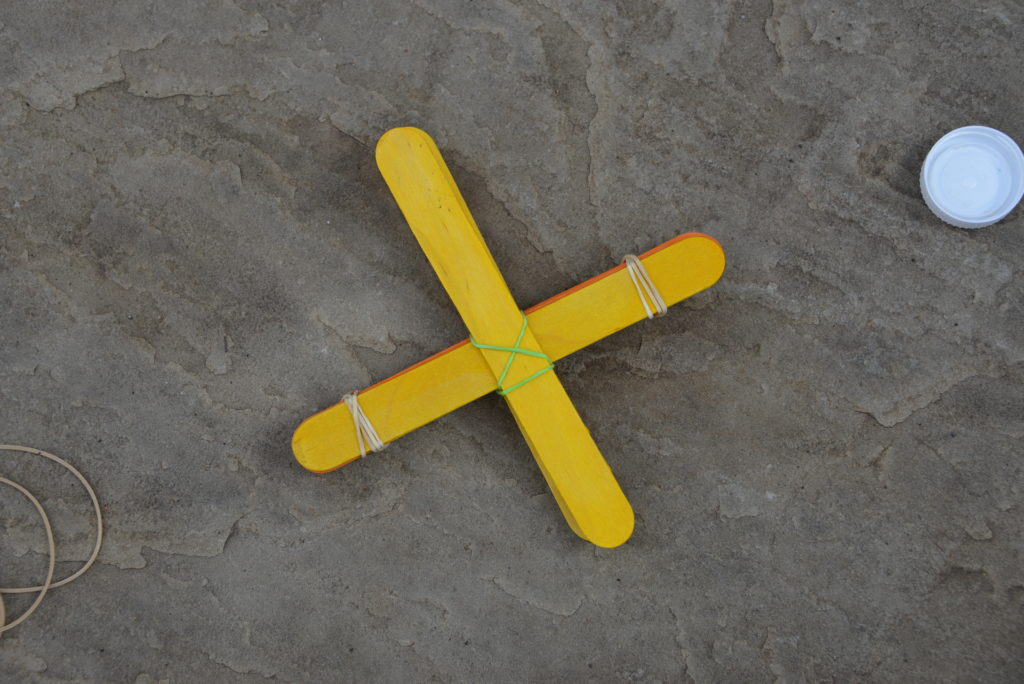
292, 232, 724, 475
375, 127, 633, 547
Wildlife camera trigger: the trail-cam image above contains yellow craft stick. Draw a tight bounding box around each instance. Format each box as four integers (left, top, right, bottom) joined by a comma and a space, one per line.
373, 127, 636, 546
291, 127, 727, 547
292, 232, 725, 475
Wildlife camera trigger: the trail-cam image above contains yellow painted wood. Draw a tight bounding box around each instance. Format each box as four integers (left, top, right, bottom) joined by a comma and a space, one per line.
290, 127, 728, 546
376, 127, 633, 547
292, 231, 725, 474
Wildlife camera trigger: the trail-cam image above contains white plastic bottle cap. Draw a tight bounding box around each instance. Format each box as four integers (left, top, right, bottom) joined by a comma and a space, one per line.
920, 125, 1024, 229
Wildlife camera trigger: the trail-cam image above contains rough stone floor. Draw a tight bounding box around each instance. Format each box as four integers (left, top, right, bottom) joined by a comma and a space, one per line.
1, 1, 1022, 681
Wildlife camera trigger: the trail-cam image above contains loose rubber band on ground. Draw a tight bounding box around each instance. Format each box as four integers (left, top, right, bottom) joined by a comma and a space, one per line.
343, 392, 388, 457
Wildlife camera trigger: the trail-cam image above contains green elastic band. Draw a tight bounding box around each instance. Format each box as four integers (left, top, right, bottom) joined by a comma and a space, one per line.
469, 312, 554, 396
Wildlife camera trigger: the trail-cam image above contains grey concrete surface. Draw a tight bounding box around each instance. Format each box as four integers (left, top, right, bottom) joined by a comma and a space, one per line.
1, 0, 1022, 681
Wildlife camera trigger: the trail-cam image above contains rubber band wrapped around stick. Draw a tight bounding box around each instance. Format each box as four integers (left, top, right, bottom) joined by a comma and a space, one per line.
623, 254, 667, 319
343, 392, 388, 458
470, 312, 554, 396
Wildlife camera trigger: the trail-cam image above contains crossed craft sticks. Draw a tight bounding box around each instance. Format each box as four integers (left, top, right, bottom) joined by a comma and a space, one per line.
292, 128, 725, 548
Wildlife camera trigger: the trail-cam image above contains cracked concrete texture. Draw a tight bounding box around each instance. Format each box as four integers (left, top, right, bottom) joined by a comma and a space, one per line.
1, 0, 1022, 680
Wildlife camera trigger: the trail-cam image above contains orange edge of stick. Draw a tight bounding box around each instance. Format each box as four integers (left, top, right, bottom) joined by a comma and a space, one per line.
294, 232, 723, 473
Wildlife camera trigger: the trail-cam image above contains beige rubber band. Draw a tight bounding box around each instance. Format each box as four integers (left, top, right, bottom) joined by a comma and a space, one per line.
0, 445, 103, 635
623, 254, 668, 319
343, 392, 387, 457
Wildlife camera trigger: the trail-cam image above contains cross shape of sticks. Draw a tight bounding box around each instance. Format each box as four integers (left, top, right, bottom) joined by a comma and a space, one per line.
292, 128, 725, 548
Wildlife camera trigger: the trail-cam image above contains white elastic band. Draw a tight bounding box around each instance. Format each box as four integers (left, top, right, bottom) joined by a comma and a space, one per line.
0, 444, 103, 636
623, 254, 667, 319
343, 392, 387, 457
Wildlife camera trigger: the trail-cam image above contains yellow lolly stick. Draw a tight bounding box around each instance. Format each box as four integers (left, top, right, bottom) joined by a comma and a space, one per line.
374, 127, 635, 546
292, 231, 725, 472
291, 127, 727, 547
